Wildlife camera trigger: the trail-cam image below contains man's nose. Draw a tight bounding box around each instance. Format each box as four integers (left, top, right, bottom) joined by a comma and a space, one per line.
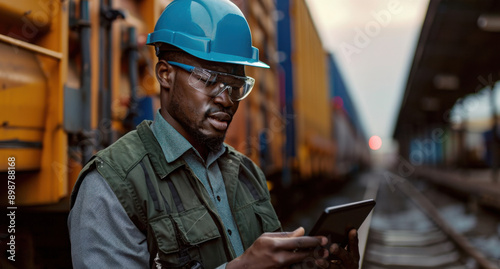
213, 85, 235, 107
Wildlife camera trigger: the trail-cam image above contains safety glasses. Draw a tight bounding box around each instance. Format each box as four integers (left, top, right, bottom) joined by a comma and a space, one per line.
168, 61, 255, 102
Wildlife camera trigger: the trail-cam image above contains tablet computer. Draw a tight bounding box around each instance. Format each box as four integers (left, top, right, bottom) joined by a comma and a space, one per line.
309, 199, 376, 247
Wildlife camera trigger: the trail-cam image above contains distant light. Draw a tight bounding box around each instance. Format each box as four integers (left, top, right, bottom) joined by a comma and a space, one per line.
266, 180, 274, 191
433, 74, 459, 90
421, 97, 440, 111
332, 96, 344, 109
369, 136, 382, 150
478, 15, 500, 32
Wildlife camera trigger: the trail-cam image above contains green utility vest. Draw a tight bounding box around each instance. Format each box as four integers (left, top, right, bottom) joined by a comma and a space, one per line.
70, 121, 281, 268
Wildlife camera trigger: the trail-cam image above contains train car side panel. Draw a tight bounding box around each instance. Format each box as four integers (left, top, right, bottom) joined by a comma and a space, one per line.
290, 0, 334, 179
0, 0, 69, 205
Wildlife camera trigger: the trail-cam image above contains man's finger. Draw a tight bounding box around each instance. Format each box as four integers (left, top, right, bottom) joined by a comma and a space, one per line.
314, 258, 330, 269
331, 243, 356, 269
276, 236, 327, 251
262, 227, 305, 238
348, 229, 360, 262
287, 248, 329, 267
329, 264, 343, 269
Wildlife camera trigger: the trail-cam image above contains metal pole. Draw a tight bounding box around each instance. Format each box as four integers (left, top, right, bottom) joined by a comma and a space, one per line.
99, 0, 123, 146
106, 0, 114, 144
490, 86, 499, 183
80, 0, 93, 164
98, 0, 110, 148
123, 26, 139, 130
459, 102, 467, 169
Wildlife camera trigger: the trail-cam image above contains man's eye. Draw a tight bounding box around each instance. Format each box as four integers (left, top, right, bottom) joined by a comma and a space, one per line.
192, 74, 212, 85
200, 73, 217, 85
219, 78, 242, 89
204, 79, 217, 86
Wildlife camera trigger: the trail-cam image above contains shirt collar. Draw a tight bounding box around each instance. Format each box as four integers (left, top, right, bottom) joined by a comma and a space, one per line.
151, 109, 226, 165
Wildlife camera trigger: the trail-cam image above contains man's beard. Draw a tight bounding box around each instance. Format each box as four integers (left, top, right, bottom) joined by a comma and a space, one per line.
192, 128, 225, 153
170, 101, 227, 153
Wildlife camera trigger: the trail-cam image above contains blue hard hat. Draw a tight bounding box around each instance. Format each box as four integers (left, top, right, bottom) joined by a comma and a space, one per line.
147, 0, 269, 68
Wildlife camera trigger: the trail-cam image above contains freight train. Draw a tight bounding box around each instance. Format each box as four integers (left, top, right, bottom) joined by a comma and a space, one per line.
0, 0, 369, 267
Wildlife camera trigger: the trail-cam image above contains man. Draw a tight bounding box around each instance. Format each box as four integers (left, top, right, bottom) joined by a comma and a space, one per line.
68, 0, 360, 268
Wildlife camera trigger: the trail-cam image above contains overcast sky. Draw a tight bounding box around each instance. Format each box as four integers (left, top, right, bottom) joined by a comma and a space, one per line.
305, 0, 430, 150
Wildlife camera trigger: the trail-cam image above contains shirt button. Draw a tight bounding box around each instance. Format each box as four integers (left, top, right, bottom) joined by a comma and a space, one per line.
217, 196, 221, 202
228, 229, 232, 236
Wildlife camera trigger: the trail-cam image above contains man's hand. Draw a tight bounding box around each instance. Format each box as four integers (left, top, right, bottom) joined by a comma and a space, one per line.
226, 228, 360, 269
314, 229, 360, 269
226, 227, 329, 269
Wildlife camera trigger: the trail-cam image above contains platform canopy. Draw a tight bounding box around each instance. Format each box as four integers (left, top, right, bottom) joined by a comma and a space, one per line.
394, 0, 500, 139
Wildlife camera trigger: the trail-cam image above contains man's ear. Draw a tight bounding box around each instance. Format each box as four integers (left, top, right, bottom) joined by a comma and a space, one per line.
156, 59, 174, 89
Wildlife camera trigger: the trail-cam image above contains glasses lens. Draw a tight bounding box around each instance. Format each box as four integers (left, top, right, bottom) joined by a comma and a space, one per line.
188, 68, 215, 89
187, 67, 255, 101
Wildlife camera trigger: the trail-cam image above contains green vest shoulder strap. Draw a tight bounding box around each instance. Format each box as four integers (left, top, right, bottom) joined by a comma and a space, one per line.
70, 120, 155, 231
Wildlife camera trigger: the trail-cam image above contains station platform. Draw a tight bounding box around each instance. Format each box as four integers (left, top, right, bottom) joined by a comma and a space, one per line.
413, 168, 500, 210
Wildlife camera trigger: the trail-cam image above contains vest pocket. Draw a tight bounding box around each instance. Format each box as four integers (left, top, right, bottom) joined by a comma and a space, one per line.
172, 206, 221, 245
234, 200, 282, 249
252, 200, 281, 233
149, 207, 224, 268
149, 215, 179, 254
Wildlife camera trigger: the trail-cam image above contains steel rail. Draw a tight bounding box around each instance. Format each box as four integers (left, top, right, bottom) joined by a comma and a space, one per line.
358, 172, 380, 268
389, 171, 499, 269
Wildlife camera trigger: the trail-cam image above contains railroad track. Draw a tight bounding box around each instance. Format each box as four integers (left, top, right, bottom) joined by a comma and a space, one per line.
362, 171, 500, 269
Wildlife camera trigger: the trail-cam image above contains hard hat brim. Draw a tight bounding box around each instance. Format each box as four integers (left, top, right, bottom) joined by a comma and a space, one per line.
182, 48, 270, 68
147, 31, 270, 69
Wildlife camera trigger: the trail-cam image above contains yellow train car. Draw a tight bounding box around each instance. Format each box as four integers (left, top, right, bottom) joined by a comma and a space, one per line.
0, 0, 162, 267
0, 0, 163, 207
277, 0, 335, 181
291, 0, 335, 179
0, 0, 69, 205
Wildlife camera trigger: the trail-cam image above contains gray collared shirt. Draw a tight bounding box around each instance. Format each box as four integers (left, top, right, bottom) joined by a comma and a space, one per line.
150, 110, 244, 257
